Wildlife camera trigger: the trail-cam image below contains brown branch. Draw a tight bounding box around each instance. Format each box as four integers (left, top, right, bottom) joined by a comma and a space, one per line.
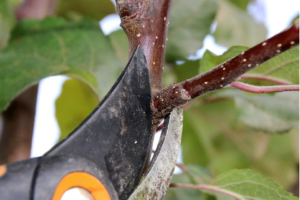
0, 0, 57, 164
0, 86, 38, 164
151, 21, 299, 120
229, 82, 299, 93
115, 0, 172, 94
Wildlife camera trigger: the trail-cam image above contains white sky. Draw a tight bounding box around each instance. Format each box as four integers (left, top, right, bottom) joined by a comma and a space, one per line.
31, 0, 299, 157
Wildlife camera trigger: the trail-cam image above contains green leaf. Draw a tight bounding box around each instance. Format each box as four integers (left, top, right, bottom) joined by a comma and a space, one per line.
213, 0, 267, 47
107, 30, 129, 66
166, 0, 218, 61
174, 59, 200, 82
248, 46, 299, 84
217, 90, 299, 133
290, 15, 299, 26
200, 46, 248, 73
0, 0, 15, 49
57, 0, 116, 20
182, 109, 217, 167
182, 99, 252, 174
55, 78, 98, 140
225, 0, 251, 10
0, 17, 121, 112
257, 130, 298, 188
212, 169, 297, 200
181, 94, 298, 188
165, 187, 205, 200
167, 166, 296, 199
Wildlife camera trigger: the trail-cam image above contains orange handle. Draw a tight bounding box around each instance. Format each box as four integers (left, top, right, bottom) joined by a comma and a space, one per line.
52, 172, 111, 200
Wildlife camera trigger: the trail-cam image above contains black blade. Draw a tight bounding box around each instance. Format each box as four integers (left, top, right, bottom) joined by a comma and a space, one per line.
40, 46, 152, 199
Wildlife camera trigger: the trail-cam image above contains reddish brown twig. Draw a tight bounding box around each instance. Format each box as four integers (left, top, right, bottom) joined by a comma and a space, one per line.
151, 22, 299, 120
115, 0, 172, 94
239, 75, 291, 85
176, 163, 188, 173
229, 82, 299, 93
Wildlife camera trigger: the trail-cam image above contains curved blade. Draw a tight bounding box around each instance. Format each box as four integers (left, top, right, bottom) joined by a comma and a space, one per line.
128, 107, 183, 200
40, 46, 152, 199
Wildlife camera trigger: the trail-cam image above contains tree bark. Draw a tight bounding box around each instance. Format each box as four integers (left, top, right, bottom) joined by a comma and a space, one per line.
0, 86, 38, 164
115, 0, 173, 94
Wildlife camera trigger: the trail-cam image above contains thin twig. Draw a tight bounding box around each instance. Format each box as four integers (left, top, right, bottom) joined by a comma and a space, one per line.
229, 81, 299, 93
239, 75, 291, 85
176, 163, 188, 173
151, 21, 299, 119
169, 183, 246, 200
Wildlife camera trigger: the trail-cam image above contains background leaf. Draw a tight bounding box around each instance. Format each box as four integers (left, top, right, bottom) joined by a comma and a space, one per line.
0, 17, 122, 112
173, 59, 200, 82
225, 0, 251, 10
55, 78, 98, 140
166, 0, 218, 61
180, 92, 298, 189
217, 90, 299, 133
200, 46, 248, 73
107, 29, 129, 66
213, 0, 267, 47
57, 0, 116, 20
167, 167, 297, 200
212, 169, 297, 200
0, 0, 15, 49
247, 46, 299, 84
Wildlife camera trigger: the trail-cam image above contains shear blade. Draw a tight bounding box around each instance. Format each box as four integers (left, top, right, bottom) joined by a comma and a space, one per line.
34, 46, 152, 200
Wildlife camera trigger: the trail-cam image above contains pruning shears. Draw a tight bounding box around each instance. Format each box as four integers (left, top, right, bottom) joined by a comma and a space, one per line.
0, 46, 164, 200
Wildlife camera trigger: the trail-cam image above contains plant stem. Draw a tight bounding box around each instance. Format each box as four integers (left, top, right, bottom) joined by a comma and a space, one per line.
152, 21, 299, 119
169, 183, 245, 200
0, 86, 38, 164
228, 81, 299, 93
115, 0, 173, 94
239, 75, 291, 85
176, 163, 188, 173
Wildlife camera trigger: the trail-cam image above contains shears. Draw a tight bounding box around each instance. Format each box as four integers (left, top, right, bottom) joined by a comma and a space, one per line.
0, 46, 183, 200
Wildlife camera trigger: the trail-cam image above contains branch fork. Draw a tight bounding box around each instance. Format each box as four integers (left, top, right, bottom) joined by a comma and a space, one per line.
151, 21, 299, 120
